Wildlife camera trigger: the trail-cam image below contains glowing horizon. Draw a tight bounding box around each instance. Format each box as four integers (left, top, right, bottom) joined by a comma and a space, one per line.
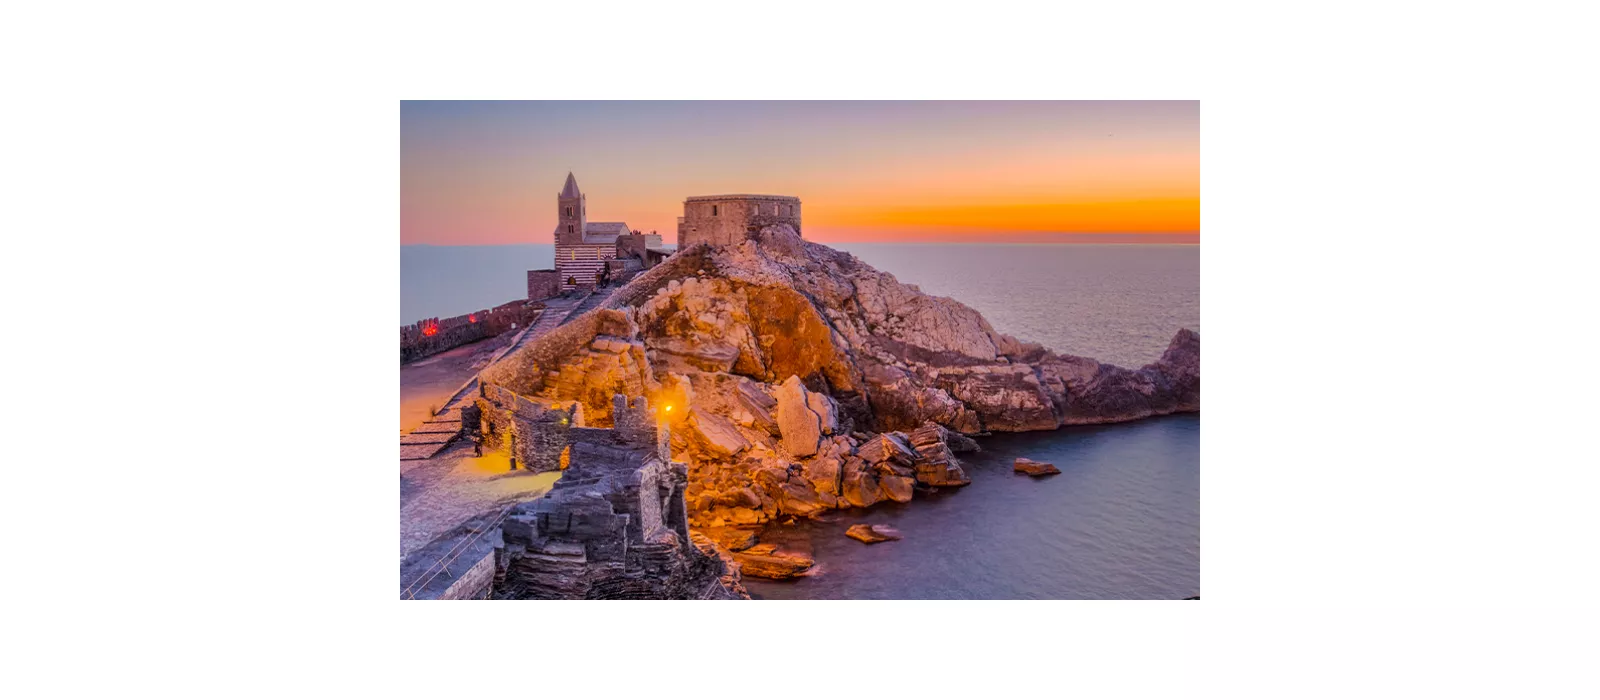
401, 101, 1199, 246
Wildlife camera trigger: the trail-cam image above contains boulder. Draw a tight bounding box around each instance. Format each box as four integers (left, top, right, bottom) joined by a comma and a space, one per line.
879, 475, 915, 503
774, 375, 822, 457
907, 421, 972, 487
682, 408, 751, 459
1014, 457, 1061, 476
845, 524, 902, 544
839, 457, 884, 508
856, 432, 918, 466
731, 544, 815, 579
697, 526, 759, 552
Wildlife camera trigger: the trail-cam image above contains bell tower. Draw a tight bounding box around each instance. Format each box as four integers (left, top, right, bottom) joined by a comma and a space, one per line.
557, 172, 586, 245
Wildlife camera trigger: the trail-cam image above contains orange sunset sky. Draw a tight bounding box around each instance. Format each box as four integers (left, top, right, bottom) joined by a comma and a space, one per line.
401, 101, 1198, 245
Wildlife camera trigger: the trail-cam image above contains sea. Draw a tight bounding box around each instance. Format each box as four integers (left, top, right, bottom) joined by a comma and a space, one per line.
401, 242, 1199, 599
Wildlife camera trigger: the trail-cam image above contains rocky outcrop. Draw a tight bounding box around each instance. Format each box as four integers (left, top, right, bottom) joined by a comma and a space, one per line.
846, 523, 902, 544
731, 543, 815, 579
1014, 458, 1061, 476
481, 222, 1197, 535
907, 422, 972, 487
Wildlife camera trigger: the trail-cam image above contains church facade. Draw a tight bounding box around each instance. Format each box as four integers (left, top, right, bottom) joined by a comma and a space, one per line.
553, 172, 630, 290
529, 173, 667, 297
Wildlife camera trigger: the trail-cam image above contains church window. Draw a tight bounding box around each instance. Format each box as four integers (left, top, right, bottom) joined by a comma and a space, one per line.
712, 205, 719, 216
567, 224, 574, 233
565, 206, 572, 216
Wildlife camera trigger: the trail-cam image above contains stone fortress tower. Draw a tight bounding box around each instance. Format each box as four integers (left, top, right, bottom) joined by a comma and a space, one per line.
677, 194, 802, 249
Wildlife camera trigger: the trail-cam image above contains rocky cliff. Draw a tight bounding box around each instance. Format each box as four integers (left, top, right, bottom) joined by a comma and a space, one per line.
482, 224, 1198, 556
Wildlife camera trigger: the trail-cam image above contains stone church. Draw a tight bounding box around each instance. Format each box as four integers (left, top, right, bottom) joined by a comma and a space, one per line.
529, 173, 667, 296
552, 172, 631, 290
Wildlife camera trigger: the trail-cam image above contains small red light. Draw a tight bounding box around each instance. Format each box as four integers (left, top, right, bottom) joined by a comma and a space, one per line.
422, 322, 439, 337
469, 314, 477, 323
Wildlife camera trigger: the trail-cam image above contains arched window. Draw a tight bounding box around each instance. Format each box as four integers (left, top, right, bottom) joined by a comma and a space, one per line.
567, 224, 574, 233
565, 206, 572, 216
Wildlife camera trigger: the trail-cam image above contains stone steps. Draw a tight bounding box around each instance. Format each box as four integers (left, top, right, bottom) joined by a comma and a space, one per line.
398, 293, 600, 462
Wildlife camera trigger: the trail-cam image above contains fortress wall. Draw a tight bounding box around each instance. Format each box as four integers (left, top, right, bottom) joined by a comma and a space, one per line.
527, 270, 561, 301
677, 195, 802, 248
400, 298, 543, 364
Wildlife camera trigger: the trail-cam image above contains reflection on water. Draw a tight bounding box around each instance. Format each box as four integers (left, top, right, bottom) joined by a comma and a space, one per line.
743, 414, 1199, 600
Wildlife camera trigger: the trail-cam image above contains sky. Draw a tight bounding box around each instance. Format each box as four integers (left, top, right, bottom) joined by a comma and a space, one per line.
401, 101, 1198, 245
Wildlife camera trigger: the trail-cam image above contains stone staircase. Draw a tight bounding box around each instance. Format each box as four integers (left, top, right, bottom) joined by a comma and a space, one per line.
399, 292, 600, 462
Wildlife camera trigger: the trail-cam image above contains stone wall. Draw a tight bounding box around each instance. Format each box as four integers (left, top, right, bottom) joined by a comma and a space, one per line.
401, 299, 543, 364
615, 233, 663, 262
436, 551, 497, 600
677, 195, 802, 249
483, 391, 744, 599
527, 269, 561, 301
476, 383, 583, 473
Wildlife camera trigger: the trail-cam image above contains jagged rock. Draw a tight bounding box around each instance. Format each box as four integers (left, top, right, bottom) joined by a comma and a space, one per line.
857, 431, 918, 465
945, 430, 981, 453
879, 475, 915, 503
806, 389, 839, 436
649, 337, 742, 373
932, 364, 1060, 432
698, 526, 759, 552
731, 543, 815, 579
774, 375, 823, 457
1013, 458, 1061, 476
907, 421, 971, 487
845, 523, 902, 543
682, 408, 750, 459
689, 532, 750, 598
839, 456, 884, 508
802, 453, 844, 498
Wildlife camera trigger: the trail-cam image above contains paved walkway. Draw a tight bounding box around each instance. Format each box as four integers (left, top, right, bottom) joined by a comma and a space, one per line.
398, 286, 621, 598
398, 291, 598, 462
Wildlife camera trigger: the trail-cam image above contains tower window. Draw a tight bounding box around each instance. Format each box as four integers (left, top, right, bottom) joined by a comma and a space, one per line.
712, 205, 718, 216
567, 224, 574, 233
565, 206, 572, 216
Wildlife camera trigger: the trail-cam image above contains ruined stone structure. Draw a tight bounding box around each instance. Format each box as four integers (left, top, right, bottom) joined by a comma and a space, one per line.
676, 194, 802, 249
476, 392, 743, 599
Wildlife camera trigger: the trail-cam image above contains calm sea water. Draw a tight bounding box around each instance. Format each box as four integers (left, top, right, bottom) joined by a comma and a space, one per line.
835, 243, 1199, 368
402, 244, 554, 324
744, 415, 1199, 600
401, 242, 1199, 599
